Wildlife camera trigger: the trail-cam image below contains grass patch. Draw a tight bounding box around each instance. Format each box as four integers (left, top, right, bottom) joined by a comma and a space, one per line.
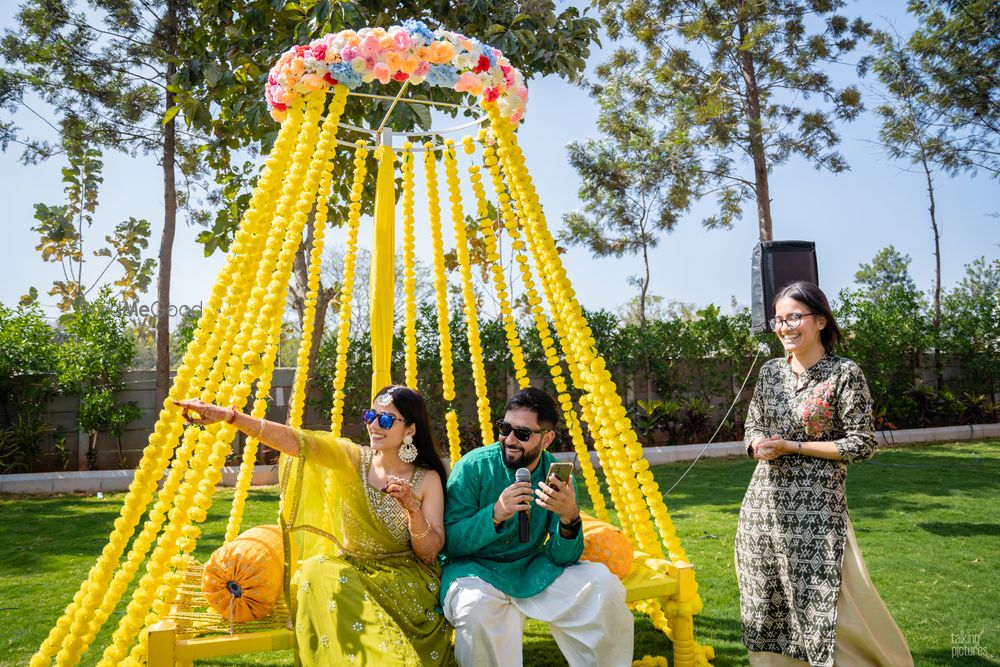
2, 441, 998, 666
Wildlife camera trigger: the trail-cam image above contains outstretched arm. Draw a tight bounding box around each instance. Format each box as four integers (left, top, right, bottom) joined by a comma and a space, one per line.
173, 398, 299, 456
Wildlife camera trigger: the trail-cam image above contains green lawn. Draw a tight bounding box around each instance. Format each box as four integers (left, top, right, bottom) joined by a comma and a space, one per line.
2, 441, 998, 666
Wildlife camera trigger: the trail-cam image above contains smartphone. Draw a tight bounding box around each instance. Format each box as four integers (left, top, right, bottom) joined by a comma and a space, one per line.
546, 462, 573, 485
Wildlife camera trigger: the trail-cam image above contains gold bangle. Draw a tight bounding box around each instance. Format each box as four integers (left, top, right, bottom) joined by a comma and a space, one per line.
410, 520, 432, 540
253, 419, 266, 441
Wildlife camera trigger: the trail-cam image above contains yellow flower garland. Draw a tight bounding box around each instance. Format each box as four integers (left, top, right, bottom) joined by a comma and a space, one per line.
33, 93, 314, 667
424, 143, 462, 463
327, 141, 370, 435
400, 142, 419, 388
468, 134, 530, 392
444, 139, 493, 447
478, 136, 610, 522
486, 106, 712, 662
97, 91, 335, 665
229, 87, 349, 542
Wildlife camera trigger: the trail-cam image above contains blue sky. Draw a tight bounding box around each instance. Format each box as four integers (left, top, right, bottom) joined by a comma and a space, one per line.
2, 2, 997, 325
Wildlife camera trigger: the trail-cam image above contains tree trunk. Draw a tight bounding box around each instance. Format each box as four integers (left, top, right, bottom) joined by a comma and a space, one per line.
640, 239, 653, 402
737, 12, 773, 241
921, 155, 944, 390
155, 0, 178, 410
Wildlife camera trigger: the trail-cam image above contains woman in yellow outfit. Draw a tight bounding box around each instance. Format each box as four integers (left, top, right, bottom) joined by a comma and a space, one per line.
176, 385, 454, 666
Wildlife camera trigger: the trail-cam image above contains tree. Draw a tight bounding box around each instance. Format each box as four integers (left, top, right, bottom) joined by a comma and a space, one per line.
172, 3, 600, 400
2, 0, 207, 409
562, 87, 682, 331
905, 0, 1000, 180
854, 245, 918, 301
20, 128, 155, 312
588, 0, 870, 240
941, 257, 1000, 401
865, 28, 984, 388
56, 288, 141, 469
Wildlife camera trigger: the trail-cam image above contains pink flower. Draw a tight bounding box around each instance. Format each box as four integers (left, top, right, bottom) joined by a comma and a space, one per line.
390, 28, 411, 51
341, 46, 359, 63
483, 86, 500, 102
501, 65, 514, 87
311, 44, 326, 60
454, 71, 483, 94
360, 35, 382, 58
413, 61, 430, 77
372, 61, 392, 84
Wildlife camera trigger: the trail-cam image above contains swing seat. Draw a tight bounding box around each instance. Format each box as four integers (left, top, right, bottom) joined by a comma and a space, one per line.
147, 558, 293, 667
147, 547, 699, 667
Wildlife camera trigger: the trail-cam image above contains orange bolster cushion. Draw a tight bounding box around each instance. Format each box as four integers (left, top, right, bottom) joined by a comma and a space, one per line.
202, 524, 284, 622
579, 513, 634, 579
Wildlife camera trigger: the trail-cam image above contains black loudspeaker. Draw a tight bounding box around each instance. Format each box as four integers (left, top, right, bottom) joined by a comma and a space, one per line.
751, 241, 819, 333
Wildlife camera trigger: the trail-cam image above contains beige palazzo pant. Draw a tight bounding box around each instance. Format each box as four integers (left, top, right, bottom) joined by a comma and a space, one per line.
749, 518, 913, 667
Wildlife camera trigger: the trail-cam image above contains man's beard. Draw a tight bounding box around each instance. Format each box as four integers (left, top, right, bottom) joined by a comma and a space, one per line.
501, 441, 541, 470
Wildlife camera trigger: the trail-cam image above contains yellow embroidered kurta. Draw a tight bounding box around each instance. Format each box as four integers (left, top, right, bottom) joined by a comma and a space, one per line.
281, 429, 454, 666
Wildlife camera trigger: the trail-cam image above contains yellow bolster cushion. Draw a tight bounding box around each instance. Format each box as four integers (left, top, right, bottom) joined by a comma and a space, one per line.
202, 524, 284, 622
580, 513, 634, 578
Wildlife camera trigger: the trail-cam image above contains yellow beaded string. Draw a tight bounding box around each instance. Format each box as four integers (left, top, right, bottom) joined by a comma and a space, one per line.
488, 108, 706, 626
327, 141, 370, 435
489, 107, 710, 663
34, 94, 311, 667
96, 91, 334, 666
444, 139, 493, 447
471, 133, 529, 391
479, 137, 611, 523
228, 87, 349, 542
400, 142, 419, 388
425, 143, 462, 463
494, 115, 659, 554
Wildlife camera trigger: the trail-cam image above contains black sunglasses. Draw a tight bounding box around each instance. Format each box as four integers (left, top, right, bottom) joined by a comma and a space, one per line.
495, 419, 549, 442
362, 409, 407, 430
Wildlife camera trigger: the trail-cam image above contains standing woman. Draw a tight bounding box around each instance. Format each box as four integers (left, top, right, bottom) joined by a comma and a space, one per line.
736, 282, 912, 667
175, 385, 454, 666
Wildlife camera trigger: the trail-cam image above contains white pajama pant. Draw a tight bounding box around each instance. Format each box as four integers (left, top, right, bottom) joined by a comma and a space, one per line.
443, 561, 634, 667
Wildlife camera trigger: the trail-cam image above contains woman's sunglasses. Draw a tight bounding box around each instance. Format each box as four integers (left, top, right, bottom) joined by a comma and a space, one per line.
362, 409, 407, 430
495, 419, 549, 442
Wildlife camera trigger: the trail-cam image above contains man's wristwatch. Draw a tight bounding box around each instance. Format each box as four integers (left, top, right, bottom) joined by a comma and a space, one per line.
559, 515, 582, 535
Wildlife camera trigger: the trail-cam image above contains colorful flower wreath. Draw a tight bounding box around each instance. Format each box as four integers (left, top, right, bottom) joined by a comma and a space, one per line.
265, 20, 528, 124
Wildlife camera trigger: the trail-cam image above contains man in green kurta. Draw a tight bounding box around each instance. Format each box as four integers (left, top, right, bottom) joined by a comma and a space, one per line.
441, 387, 634, 667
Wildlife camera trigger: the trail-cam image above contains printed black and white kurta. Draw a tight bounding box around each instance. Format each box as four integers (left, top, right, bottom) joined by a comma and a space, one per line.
736, 354, 877, 667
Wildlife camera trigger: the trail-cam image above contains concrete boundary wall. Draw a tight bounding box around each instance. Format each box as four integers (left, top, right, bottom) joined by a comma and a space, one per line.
2, 423, 998, 495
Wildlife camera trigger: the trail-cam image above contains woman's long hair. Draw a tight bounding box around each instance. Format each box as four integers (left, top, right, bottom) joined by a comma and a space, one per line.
373, 385, 448, 495
773, 281, 844, 353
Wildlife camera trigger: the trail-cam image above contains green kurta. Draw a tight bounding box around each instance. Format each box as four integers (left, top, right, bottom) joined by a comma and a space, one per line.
440, 443, 584, 603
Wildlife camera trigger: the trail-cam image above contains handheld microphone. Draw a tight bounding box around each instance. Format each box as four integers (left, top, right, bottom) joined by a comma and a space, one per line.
515, 467, 531, 543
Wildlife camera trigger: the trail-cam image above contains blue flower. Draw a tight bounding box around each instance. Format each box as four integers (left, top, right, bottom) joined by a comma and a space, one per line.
328, 63, 362, 89
402, 19, 436, 46
425, 64, 459, 89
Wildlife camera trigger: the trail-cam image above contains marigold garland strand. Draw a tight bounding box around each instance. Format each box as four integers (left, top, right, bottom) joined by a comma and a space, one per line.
327, 141, 370, 435
228, 87, 349, 543
34, 95, 312, 667
425, 143, 462, 463
95, 92, 332, 666
445, 139, 493, 446
472, 134, 529, 391
480, 137, 610, 523
400, 142, 419, 388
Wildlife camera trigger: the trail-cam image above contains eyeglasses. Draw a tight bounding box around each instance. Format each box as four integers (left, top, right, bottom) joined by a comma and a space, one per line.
362, 409, 407, 430
495, 420, 549, 442
769, 312, 817, 330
